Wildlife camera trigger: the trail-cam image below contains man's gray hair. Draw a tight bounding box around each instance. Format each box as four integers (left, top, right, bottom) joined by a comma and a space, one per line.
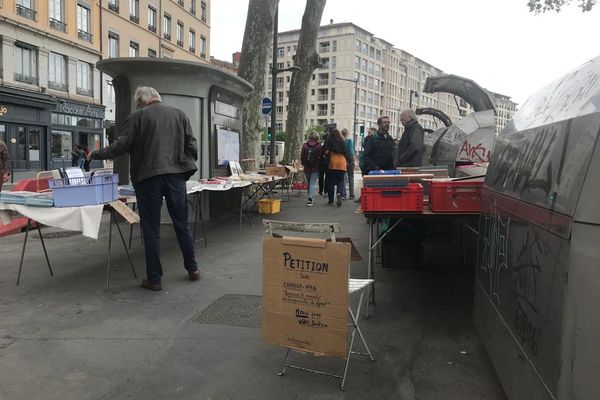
401, 109, 418, 121
135, 86, 162, 105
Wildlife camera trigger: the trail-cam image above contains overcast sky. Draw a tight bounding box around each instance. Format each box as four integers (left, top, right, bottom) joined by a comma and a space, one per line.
211, 0, 600, 105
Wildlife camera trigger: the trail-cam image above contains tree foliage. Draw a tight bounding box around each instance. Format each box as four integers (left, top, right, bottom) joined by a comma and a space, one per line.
527, 0, 596, 13
282, 0, 327, 164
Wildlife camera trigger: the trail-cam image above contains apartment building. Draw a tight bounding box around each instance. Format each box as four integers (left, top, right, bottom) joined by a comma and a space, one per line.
265, 21, 498, 142
102, 0, 211, 122
488, 91, 518, 134
0, 0, 105, 173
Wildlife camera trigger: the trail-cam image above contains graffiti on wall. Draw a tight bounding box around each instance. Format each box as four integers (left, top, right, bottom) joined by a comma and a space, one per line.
480, 205, 510, 305
458, 141, 491, 162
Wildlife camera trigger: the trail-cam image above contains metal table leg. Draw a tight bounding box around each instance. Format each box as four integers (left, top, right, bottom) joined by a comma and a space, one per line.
16, 219, 53, 286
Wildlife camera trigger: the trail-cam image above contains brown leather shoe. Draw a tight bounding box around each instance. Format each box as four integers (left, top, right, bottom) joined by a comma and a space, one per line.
140, 279, 162, 291
188, 270, 200, 281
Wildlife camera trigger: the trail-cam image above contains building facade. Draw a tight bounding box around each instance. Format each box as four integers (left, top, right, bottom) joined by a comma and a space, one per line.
0, 0, 105, 173
488, 91, 518, 135
265, 22, 513, 143
101, 0, 211, 122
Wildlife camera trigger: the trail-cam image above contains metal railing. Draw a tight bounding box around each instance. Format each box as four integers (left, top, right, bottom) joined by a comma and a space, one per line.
317, 95, 328, 101
108, 3, 119, 12
164, 33, 171, 40
76, 87, 93, 97
200, 52, 206, 58
148, 24, 156, 33
48, 81, 67, 92
318, 79, 329, 85
317, 110, 328, 116
14, 73, 37, 85
189, 46, 195, 53
78, 30, 93, 43
129, 15, 139, 24
16, 4, 36, 20
318, 46, 330, 53
49, 18, 67, 32
177, 40, 183, 47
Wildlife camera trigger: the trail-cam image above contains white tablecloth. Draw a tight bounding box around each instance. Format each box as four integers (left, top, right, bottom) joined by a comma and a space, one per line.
0, 203, 104, 239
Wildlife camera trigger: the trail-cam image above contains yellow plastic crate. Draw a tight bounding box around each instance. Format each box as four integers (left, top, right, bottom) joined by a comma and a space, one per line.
258, 198, 281, 214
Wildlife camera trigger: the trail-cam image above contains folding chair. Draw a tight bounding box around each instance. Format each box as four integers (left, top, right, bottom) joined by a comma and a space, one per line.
263, 219, 375, 390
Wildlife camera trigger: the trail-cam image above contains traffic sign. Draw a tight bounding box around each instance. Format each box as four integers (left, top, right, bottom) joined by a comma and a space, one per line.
261, 97, 272, 115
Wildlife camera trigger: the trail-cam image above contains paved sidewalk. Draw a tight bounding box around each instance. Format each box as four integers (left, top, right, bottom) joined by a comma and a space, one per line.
0, 182, 506, 400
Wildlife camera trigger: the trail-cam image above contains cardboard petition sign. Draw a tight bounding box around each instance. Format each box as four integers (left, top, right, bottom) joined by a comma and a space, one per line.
262, 236, 349, 358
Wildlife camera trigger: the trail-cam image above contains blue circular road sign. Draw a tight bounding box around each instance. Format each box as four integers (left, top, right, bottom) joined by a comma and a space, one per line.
261, 97, 272, 115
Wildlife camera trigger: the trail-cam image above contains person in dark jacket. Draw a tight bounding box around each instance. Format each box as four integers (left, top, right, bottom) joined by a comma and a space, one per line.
90, 86, 199, 291
317, 132, 328, 196
0, 139, 10, 192
300, 131, 322, 207
397, 109, 425, 167
363, 116, 396, 174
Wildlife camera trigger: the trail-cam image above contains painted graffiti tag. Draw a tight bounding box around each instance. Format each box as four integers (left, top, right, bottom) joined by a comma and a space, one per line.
514, 303, 542, 355
490, 123, 560, 200
480, 205, 510, 305
459, 141, 491, 162
513, 230, 542, 314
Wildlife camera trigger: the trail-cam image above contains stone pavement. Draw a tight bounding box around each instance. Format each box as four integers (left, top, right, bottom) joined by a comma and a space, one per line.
0, 181, 506, 400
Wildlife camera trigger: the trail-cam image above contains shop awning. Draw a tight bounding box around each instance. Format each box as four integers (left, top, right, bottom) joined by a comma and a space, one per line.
0, 86, 58, 109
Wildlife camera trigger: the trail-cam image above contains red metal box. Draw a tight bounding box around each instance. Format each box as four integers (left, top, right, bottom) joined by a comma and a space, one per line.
429, 180, 483, 213
361, 184, 423, 212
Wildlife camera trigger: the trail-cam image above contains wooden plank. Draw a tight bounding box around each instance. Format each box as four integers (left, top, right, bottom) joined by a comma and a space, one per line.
108, 201, 140, 224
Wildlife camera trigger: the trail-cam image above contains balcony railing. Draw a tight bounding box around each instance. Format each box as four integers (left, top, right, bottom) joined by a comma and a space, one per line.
78, 30, 93, 43
49, 18, 67, 32
14, 73, 38, 85
190, 8, 196, 15
189, 47, 195, 53
148, 24, 156, 33
317, 95, 328, 101
317, 110, 328, 116
48, 81, 68, 92
164, 33, 171, 40
177, 40, 183, 47
108, 3, 119, 13
76, 87, 93, 97
201, 15, 206, 22
130, 15, 139, 23
318, 79, 329, 85
178, 0, 184, 5
200, 52, 206, 59
16, 4, 37, 20
318, 47, 330, 54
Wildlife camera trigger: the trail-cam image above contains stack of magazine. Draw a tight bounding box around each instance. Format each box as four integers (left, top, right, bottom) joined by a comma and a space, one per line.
118, 185, 135, 197
0, 191, 54, 207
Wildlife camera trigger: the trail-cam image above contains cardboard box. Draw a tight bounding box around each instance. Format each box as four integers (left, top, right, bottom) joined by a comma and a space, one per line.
262, 236, 350, 358
265, 165, 297, 177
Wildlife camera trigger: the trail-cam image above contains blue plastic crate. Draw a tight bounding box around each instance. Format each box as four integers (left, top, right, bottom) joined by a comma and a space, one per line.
49, 174, 119, 207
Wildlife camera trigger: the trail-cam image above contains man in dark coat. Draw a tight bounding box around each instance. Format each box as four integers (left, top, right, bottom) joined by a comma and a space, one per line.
363, 116, 396, 174
397, 109, 425, 167
90, 86, 199, 291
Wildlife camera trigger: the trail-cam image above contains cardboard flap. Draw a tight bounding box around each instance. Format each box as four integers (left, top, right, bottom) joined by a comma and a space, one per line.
281, 236, 327, 248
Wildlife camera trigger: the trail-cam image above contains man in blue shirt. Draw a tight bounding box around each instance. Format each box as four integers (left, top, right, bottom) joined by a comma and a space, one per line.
341, 128, 355, 199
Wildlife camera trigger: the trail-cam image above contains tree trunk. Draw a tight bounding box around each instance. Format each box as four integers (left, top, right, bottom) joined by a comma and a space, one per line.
282, 0, 326, 164
238, 0, 278, 167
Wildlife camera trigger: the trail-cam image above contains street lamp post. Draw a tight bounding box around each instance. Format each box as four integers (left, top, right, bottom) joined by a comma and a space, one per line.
269, 5, 301, 165
409, 89, 419, 109
337, 76, 358, 149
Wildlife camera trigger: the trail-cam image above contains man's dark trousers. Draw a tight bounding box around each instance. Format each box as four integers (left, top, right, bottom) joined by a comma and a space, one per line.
134, 173, 198, 284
